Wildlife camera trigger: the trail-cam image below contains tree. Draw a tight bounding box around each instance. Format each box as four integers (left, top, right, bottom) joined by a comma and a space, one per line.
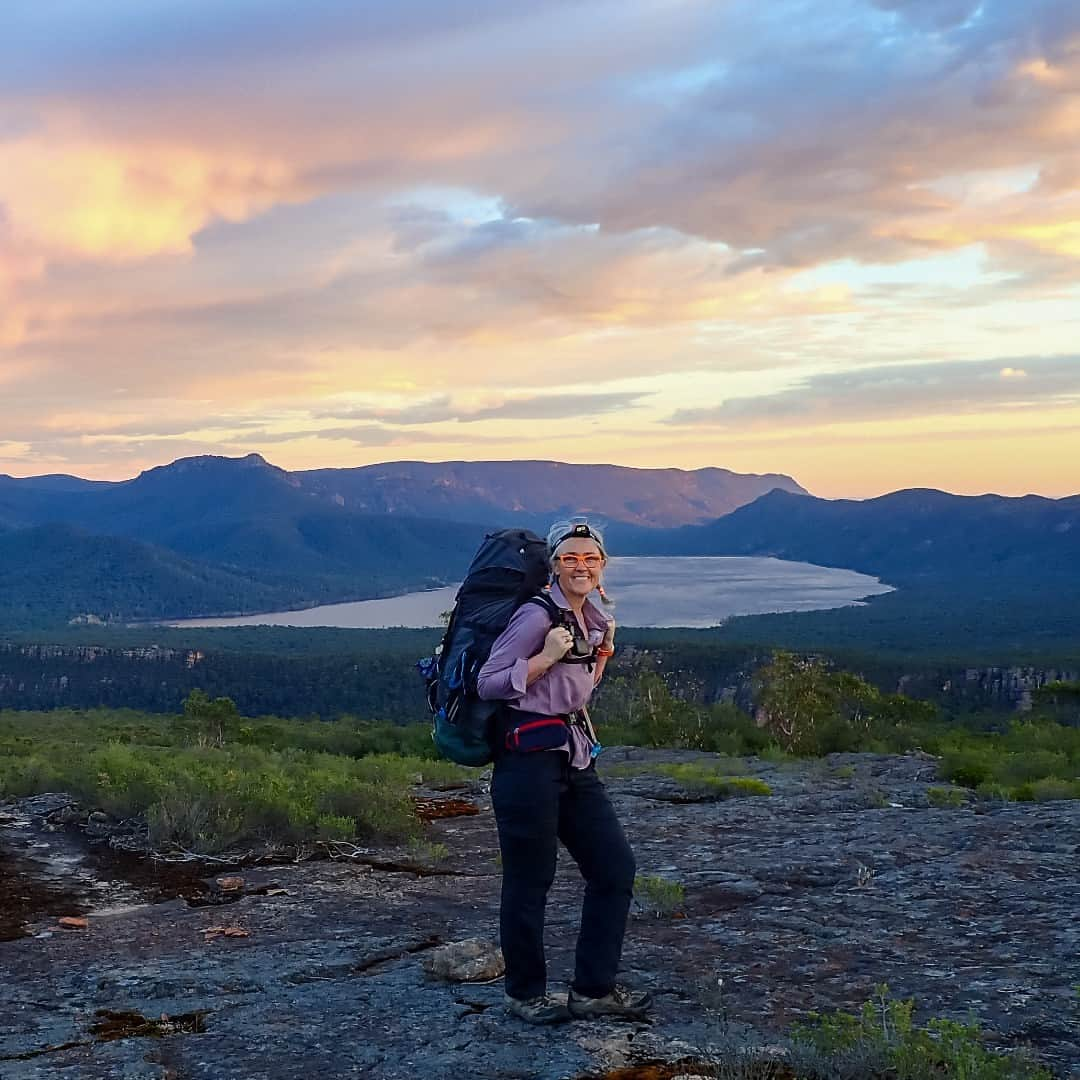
753, 652, 840, 753
182, 688, 240, 748
753, 651, 937, 754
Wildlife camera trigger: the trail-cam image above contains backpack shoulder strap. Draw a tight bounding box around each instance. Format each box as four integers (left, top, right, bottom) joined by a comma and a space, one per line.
525, 592, 562, 625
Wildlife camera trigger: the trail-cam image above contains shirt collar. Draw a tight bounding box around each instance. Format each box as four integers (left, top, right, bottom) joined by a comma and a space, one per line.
548, 581, 610, 633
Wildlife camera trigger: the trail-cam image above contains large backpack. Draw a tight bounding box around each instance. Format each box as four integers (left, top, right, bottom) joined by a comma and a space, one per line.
418, 528, 554, 766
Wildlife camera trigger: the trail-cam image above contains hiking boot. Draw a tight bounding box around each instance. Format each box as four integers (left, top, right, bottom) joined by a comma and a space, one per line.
567, 985, 652, 1020
504, 993, 571, 1025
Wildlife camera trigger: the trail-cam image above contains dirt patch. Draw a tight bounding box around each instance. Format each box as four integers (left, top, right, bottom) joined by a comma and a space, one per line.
88, 1009, 209, 1041
573, 1062, 794, 1080
84, 849, 224, 902
0, 851, 85, 942
412, 796, 480, 821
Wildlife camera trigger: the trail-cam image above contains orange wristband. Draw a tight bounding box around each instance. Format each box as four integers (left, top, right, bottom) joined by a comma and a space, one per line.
596, 645, 615, 657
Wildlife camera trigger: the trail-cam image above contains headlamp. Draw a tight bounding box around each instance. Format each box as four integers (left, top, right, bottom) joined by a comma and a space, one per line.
553, 522, 601, 551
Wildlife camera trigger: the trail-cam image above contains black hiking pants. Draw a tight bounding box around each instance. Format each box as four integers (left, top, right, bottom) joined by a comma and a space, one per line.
491, 750, 636, 1001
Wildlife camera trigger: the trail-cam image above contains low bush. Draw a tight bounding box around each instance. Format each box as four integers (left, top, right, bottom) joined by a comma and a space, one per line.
315, 814, 356, 841
592, 673, 773, 755
0, 704, 463, 853
589, 666, 1079, 804
633, 874, 685, 918
789, 985, 1051, 1079
408, 838, 450, 864
655, 763, 771, 798
939, 746, 995, 788
927, 787, 967, 808
935, 720, 1080, 800
1015, 777, 1080, 802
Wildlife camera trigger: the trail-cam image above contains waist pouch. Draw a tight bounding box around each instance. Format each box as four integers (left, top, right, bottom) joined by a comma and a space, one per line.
503, 712, 570, 753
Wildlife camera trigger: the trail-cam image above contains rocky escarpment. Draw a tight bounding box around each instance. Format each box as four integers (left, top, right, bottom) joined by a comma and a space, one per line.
1, 750, 1078, 1079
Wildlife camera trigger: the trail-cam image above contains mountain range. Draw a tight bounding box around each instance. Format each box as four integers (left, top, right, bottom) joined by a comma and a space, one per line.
1, 453, 1077, 627
616, 487, 1080, 584
0, 454, 802, 624
297, 459, 807, 528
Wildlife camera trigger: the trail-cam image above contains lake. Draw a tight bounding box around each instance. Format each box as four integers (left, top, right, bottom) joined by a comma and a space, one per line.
168, 557, 892, 630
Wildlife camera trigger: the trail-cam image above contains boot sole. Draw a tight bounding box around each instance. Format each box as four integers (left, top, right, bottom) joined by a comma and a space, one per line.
567, 1005, 651, 1021
505, 1005, 572, 1025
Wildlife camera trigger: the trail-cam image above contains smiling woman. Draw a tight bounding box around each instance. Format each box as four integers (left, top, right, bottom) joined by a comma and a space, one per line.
471, 517, 651, 1024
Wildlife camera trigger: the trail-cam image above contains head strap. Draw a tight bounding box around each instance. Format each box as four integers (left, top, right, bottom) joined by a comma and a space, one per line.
551, 521, 604, 554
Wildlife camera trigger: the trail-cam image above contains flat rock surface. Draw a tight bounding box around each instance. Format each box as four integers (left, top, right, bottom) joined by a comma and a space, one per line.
1, 750, 1078, 1079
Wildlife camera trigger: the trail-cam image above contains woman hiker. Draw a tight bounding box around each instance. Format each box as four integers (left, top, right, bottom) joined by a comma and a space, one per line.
477, 519, 651, 1024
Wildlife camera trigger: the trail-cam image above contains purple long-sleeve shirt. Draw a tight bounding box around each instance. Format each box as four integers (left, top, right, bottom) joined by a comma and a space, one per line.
477, 582, 611, 768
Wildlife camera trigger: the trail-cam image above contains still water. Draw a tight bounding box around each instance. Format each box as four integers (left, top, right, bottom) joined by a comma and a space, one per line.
168, 557, 891, 630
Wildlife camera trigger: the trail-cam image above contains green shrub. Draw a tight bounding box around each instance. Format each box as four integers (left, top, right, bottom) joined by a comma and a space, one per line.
0, 708, 449, 852
408, 838, 449, 864
586, 666, 1080, 800
0, 754, 67, 797
727, 776, 772, 796
995, 749, 1070, 787
975, 781, 1012, 803
698, 755, 751, 776
655, 763, 771, 798
758, 744, 796, 764
633, 874, 684, 918
939, 747, 994, 788
1026, 777, 1079, 802
932, 720, 1079, 801
792, 986, 1051, 1079
927, 787, 967, 808
752, 653, 935, 756
591, 672, 775, 755
146, 781, 247, 851
315, 814, 355, 841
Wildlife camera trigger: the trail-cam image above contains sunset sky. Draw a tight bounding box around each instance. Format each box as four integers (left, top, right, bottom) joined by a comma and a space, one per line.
1, 0, 1078, 498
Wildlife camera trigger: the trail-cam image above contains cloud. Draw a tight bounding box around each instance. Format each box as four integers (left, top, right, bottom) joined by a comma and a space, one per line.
5, 0, 1079, 284
317, 391, 648, 425
465, 392, 647, 421
869, 0, 983, 30
1, 192, 851, 412
1, 2, 587, 96
0, 125, 303, 263
51, 413, 270, 440
668, 355, 1080, 426
506, 2, 1080, 276
249, 424, 460, 447
6, 435, 253, 469
1, 0, 1079, 491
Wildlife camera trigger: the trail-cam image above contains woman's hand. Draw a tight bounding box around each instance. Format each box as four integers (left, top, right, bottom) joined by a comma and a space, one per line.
541, 626, 574, 663
525, 626, 574, 687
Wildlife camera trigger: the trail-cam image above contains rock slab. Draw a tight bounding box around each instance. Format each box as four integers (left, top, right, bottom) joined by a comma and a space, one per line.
1, 750, 1078, 1079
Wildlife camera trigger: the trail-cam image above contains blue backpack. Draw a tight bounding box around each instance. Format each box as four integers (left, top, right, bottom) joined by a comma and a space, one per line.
418, 528, 555, 766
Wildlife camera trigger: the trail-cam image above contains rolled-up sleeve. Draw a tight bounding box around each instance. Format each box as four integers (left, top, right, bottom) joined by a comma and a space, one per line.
476, 604, 549, 701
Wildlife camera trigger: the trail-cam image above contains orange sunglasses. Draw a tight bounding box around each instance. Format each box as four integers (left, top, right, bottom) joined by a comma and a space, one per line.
556, 553, 604, 569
